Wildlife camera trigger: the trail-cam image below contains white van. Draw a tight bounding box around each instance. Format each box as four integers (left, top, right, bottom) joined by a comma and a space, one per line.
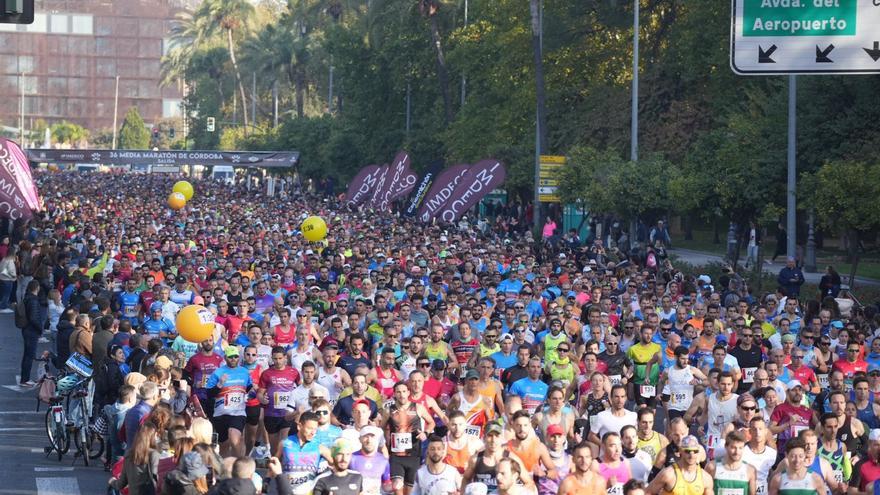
211, 165, 235, 184
74, 164, 102, 172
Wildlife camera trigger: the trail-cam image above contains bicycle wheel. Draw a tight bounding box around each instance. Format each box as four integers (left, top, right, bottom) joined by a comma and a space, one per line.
87, 428, 104, 460
44, 407, 68, 461
73, 399, 90, 466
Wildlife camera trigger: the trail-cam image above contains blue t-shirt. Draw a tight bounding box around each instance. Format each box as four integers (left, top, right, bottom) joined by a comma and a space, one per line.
312, 424, 342, 449
281, 436, 323, 493
509, 377, 549, 413
490, 351, 518, 372
118, 291, 141, 324
205, 365, 252, 417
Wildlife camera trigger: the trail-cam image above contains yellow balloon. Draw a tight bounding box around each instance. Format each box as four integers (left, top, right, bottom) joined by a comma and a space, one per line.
300, 215, 328, 242
168, 192, 187, 210
173, 180, 194, 200
176, 305, 215, 343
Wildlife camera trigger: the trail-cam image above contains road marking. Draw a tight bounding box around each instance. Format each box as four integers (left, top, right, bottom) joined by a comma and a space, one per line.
0, 427, 43, 431
0, 410, 41, 414
34, 466, 75, 472
2, 384, 33, 393
31, 447, 46, 452
36, 477, 81, 495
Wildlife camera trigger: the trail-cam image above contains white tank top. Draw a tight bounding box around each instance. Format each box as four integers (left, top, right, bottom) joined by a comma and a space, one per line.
779, 471, 818, 495
742, 444, 778, 495
707, 393, 739, 446
713, 462, 750, 495
663, 366, 696, 412
288, 345, 316, 373
317, 366, 343, 403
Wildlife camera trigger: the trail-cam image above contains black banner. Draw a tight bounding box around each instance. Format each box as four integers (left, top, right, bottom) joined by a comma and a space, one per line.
25, 149, 300, 168
404, 159, 444, 217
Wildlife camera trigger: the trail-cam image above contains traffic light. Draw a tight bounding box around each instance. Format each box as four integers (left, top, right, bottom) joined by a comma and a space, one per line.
152, 127, 159, 140
206, 117, 215, 133
169, 128, 175, 139
1, 0, 34, 24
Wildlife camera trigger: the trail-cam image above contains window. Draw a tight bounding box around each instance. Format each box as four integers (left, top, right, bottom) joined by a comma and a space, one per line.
71, 15, 93, 35
163, 99, 182, 118
49, 14, 69, 34
18, 56, 33, 73
96, 59, 116, 77
27, 13, 47, 33
48, 77, 67, 95
21, 76, 38, 95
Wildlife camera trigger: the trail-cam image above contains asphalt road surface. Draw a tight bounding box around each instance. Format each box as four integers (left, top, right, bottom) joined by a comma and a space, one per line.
0, 314, 107, 495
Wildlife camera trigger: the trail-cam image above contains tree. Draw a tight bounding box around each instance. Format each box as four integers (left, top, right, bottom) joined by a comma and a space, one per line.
809, 160, 880, 288
194, 0, 255, 132
50, 121, 89, 146
118, 108, 150, 150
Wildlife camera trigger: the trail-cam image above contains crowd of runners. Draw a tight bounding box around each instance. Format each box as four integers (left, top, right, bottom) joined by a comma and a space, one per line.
5, 170, 880, 495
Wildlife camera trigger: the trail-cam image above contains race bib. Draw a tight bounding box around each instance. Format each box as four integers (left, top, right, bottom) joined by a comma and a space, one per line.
273, 391, 291, 409
199, 375, 209, 388
607, 483, 623, 495
391, 432, 413, 453
224, 392, 245, 407
589, 415, 599, 430
817, 373, 830, 388
464, 425, 482, 437
124, 306, 138, 318
609, 374, 622, 386
756, 483, 767, 495
833, 469, 844, 483
362, 478, 382, 495
790, 425, 808, 438
719, 489, 742, 495
640, 385, 656, 399
707, 434, 719, 449
670, 392, 690, 406
743, 367, 758, 383
380, 378, 395, 391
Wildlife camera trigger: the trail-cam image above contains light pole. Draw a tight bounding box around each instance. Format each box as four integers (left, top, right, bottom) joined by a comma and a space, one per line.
530, 0, 546, 233
629, 0, 640, 251
786, 75, 797, 260
111, 75, 120, 149
18, 72, 24, 144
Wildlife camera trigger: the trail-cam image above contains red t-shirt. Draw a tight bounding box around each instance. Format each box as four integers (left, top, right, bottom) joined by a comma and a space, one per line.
424, 376, 456, 405
184, 352, 224, 397
833, 359, 868, 380
274, 325, 296, 346
857, 459, 880, 491
787, 365, 818, 388
770, 401, 814, 448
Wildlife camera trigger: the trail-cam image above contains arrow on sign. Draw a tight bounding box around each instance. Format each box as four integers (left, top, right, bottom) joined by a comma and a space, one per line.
865, 42, 880, 62
816, 44, 835, 63
758, 45, 777, 63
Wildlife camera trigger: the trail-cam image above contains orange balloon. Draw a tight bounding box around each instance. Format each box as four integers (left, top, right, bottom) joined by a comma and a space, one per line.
168, 192, 187, 210
176, 305, 215, 343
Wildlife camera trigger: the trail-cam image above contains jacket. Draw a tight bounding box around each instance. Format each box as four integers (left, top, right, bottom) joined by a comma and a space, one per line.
96, 359, 125, 408
163, 470, 203, 495
23, 292, 41, 334
207, 476, 292, 495
69, 326, 93, 359
91, 329, 115, 371
55, 320, 75, 366
110, 449, 160, 495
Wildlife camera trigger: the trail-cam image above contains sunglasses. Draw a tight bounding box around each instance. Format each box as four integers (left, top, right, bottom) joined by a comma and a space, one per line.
418, 363, 431, 367
314, 410, 329, 415
557, 348, 570, 353
740, 406, 757, 411
245, 353, 257, 357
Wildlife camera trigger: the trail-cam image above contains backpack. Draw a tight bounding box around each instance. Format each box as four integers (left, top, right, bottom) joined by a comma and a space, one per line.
14, 301, 29, 329
38, 378, 56, 405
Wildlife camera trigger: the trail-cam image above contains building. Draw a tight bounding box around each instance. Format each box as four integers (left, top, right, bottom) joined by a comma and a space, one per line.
0, 0, 199, 135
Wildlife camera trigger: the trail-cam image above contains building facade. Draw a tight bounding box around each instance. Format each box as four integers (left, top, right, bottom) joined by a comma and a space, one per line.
0, 0, 198, 134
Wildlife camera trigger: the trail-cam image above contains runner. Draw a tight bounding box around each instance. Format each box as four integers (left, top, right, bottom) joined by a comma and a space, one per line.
410, 435, 462, 495
258, 346, 301, 457
767, 437, 826, 495
349, 425, 391, 495
705, 431, 756, 495
384, 381, 435, 495
205, 346, 254, 457
648, 435, 714, 495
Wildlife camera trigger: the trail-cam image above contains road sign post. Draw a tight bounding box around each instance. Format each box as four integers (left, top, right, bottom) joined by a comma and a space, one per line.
731, 0, 880, 74
538, 155, 565, 203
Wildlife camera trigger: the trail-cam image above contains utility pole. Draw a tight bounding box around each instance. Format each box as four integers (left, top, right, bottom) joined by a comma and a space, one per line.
530, 0, 546, 233
112, 75, 120, 149
786, 75, 797, 260
405, 82, 411, 137
460, 0, 468, 106
328, 65, 334, 113
273, 80, 279, 128
252, 72, 257, 125
629, 0, 640, 251
18, 72, 24, 144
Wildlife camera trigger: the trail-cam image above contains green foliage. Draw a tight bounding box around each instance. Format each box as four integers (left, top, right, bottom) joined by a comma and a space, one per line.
158, 0, 880, 212
118, 108, 150, 150
810, 161, 880, 233
50, 121, 89, 146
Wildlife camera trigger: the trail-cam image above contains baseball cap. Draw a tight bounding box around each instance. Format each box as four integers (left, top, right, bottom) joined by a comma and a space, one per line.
176, 275, 187, 283
431, 359, 447, 371
787, 379, 804, 390
180, 451, 209, 478
359, 425, 383, 438
781, 334, 796, 344
680, 435, 701, 451
330, 437, 361, 456
485, 423, 504, 436
546, 424, 565, 437
320, 338, 339, 351
224, 346, 240, 358
352, 398, 372, 410
464, 369, 480, 380
499, 333, 513, 342
737, 393, 756, 407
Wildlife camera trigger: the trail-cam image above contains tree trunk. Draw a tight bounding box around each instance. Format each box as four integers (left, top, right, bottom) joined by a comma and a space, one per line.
295, 68, 305, 118
428, 15, 453, 125
530, 0, 547, 152
848, 228, 860, 291
226, 28, 249, 134
684, 213, 693, 240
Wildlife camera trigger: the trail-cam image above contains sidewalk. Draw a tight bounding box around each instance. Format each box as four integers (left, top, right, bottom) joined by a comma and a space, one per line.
668, 247, 880, 288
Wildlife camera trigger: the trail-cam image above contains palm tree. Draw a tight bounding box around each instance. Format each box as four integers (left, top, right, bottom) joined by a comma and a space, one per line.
195, 0, 255, 132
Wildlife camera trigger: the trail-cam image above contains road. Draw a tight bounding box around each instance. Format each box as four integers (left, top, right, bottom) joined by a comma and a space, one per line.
669, 247, 880, 288
0, 314, 107, 495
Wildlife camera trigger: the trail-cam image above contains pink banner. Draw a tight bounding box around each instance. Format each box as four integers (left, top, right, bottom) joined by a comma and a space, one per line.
417, 163, 469, 223
376, 151, 418, 212
0, 138, 40, 220
344, 164, 381, 207
435, 159, 506, 223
